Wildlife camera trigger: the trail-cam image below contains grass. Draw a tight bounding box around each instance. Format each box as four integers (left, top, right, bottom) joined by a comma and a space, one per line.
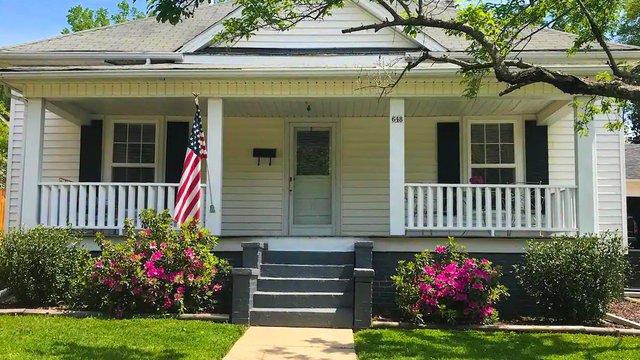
355, 329, 640, 360
0, 315, 245, 360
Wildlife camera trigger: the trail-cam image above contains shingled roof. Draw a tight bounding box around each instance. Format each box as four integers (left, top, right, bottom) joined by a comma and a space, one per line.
0, 3, 236, 53
627, 144, 640, 180
0, 1, 636, 54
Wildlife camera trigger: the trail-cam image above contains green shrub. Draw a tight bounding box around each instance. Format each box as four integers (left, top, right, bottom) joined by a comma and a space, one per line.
514, 233, 628, 324
79, 210, 231, 317
0, 226, 89, 306
392, 239, 508, 325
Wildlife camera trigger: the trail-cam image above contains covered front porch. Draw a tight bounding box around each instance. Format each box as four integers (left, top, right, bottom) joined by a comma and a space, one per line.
12, 92, 594, 237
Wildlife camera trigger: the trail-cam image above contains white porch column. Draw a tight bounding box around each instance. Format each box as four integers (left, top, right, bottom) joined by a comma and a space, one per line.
389, 98, 405, 236
574, 100, 598, 234
206, 98, 223, 235
21, 98, 45, 227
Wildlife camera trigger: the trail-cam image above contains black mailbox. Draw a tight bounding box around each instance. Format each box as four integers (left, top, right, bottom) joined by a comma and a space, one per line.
253, 148, 276, 166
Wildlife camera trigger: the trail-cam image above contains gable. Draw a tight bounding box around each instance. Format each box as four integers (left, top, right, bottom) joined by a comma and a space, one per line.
217, 2, 421, 50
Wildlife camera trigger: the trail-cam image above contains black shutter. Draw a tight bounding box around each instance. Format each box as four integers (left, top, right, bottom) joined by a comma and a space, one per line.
79, 120, 103, 182
165, 121, 190, 183
437, 122, 460, 183
525, 120, 549, 185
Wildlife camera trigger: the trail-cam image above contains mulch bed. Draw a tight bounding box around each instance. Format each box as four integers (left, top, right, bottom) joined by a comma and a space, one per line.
609, 300, 640, 323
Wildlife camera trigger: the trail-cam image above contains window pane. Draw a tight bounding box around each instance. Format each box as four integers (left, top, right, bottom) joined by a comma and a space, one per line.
127, 144, 141, 163
142, 124, 155, 143
485, 168, 500, 184
296, 130, 330, 176
112, 167, 127, 182
501, 144, 515, 164
128, 124, 142, 142
113, 144, 127, 163
471, 125, 484, 143
500, 124, 514, 143
141, 144, 155, 163
486, 144, 500, 164
114, 124, 127, 142
140, 168, 155, 182
500, 168, 515, 184
471, 144, 485, 164
485, 124, 499, 143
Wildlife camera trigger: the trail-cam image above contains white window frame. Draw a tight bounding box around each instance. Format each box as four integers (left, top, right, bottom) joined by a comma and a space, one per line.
103, 116, 164, 182
462, 117, 525, 184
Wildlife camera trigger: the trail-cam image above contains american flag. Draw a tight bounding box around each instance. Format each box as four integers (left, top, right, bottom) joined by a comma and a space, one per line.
174, 104, 207, 224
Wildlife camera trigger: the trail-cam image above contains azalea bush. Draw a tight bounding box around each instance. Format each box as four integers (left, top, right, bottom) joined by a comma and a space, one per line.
392, 239, 508, 325
0, 227, 89, 306
80, 210, 230, 317
514, 233, 628, 325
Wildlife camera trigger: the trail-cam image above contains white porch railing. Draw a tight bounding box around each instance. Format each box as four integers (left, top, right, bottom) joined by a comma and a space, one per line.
405, 183, 577, 234
38, 182, 207, 230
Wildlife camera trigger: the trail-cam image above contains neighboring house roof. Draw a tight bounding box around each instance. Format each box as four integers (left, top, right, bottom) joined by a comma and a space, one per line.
0, 1, 635, 55
0, 3, 236, 53
627, 144, 640, 179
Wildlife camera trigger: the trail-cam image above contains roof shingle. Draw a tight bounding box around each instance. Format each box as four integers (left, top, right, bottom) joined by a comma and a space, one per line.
626, 144, 640, 179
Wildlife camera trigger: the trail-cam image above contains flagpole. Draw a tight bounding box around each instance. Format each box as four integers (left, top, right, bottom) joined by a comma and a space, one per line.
193, 93, 217, 215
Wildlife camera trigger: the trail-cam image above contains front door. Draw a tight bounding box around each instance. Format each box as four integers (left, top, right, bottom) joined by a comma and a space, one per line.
289, 125, 334, 236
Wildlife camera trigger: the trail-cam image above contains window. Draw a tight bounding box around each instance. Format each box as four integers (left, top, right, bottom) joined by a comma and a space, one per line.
111, 123, 157, 182
469, 123, 516, 184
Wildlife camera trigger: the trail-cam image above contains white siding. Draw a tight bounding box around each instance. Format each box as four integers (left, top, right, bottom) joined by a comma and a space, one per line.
406, 118, 438, 183
229, 2, 416, 49
595, 118, 625, 233
222, 118, 285, 236
340, 117, 389, 235
6, 99, 80, 229
548, 115, 576, 186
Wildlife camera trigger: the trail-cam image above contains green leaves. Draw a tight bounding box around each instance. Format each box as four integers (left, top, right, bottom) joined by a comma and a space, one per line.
62, 0, 147, 34
514, 232, 628, 324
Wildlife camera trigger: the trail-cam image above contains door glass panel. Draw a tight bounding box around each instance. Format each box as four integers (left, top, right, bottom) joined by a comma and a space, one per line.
293, 128, 332, 226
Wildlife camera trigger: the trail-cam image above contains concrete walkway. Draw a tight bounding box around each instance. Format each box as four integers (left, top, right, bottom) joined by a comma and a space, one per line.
224, 326, 357, 360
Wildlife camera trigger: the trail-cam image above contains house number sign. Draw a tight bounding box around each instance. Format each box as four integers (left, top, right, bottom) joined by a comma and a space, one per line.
391, 115, 404, 123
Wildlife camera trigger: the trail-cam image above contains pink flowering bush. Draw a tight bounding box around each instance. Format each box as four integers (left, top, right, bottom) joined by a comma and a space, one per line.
392, 239, 508, 325
79, 210, 230, 317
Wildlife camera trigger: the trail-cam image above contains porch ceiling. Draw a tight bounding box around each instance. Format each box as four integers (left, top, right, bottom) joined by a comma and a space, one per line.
57, 97, 554, 118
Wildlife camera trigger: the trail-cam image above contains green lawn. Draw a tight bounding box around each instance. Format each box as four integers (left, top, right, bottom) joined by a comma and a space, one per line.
355, 329, 640, 360
0, 315, 245, 360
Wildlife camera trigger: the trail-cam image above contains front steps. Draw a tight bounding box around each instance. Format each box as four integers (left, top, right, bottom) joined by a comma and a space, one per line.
251, 252, 355, 328
231, 242, 374, 329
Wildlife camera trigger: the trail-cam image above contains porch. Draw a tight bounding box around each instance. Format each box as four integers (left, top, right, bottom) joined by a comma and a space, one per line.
12, 94, 596, 237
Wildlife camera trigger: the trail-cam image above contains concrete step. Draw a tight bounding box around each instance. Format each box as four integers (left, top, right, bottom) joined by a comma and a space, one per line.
253, 291, 353, 308
263, 251, 354, 265
260, 264, 353, 279
258, 277, 353, 293
250, 308, 353, 328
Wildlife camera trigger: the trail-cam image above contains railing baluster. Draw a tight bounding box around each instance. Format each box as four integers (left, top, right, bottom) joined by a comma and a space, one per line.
466, 187, 472, 228
475, 187, 482, 228
127, 186, 136, 221
436, 186, 444, 228
505, 188, 512, 229
78, 185, 87, 227
59, 185, 68, 227
426, 186, 434, 228
544, 188, 552, 230
456, 187, 463, 229
406, 186, 415, 229
97, 185, 106, 228
87, 185, 97, 227
416, 186, 424, 229
157, 186, 166, 212
535, 188, 542, 229
69, 185, 78, 227
496, 188, 502, 229
50, 185, 59, 227
147, 186, 156, 212
525, 187, 532, 228
40, 185, 50, 226
117, 186, 126, 228
563, 188, 573, 231
446, 186, 453, 228
167, 186, 176, 216
107, 185, 116, 228
136, 186, 145, 228
484, 187, 492, 230
554, 188, 562, 230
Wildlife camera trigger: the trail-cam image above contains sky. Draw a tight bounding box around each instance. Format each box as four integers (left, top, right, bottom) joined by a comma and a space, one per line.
0, 1, 135, 47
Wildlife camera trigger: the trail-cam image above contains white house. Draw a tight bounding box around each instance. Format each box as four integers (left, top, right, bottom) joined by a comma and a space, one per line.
0, 1, 635, 326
